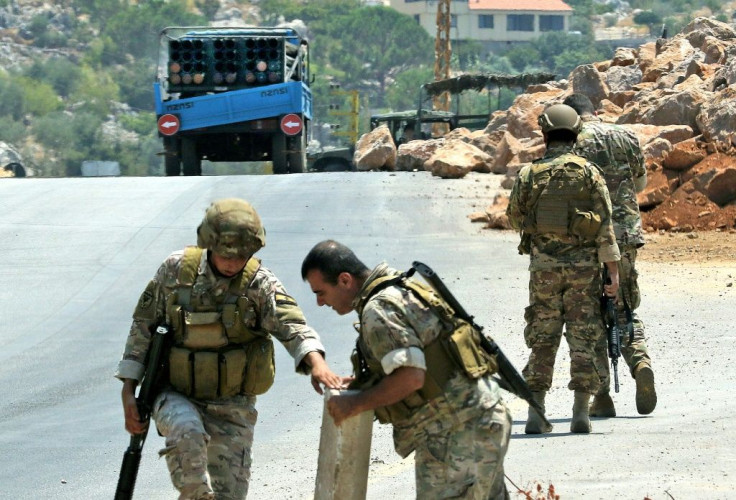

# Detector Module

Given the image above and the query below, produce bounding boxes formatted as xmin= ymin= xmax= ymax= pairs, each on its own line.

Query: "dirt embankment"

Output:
xmin=638 ymin=229 xmax=736 ymax=265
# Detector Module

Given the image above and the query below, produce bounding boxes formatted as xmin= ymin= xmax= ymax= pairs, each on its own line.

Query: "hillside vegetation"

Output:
xmin=0 ymin=0 xmax=729 ymax=176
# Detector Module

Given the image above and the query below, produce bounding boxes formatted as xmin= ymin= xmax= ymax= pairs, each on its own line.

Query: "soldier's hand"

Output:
xmin=327 ymin=394 xmax=359 ymax=426
xmin=305 ymin=352 xmax=343 ymax=394
xmin=310 ymin=365 xmax=343 ymax=394
xmin=604 ymin=273 xmax=620 ymax=298
xmin=122 ymin=379 xmax=148 ymax=435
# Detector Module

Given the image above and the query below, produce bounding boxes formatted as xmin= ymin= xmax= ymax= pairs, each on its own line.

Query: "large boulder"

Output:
xmin=626 ymin=123 xmax=694 ymax=148
xmin=395 ymin=138 xmax=444 ymax=171
xmin=617 ymin=88 xmax=709 ymax=134
xmin=641 ymin=37 xmax=697 ymax=83
xmin=354 ymin=125 xmax=396 ymax=171
xmin=505 ymin=89 xmax=565 ymax=140
xmin=696 ymin=87 xmax=736 ymax=148
xmin=570 ymin=64 xmax=610 ymax=107
xmin=663 ymin=137 xmax=707 ymax=171
xmin=606 ymin=64 xmax=643 ymax=92
xmin=681 ymin=17 xmax=736 ymax=49
xmin=426 ymin=140 xmax=492 ymax=179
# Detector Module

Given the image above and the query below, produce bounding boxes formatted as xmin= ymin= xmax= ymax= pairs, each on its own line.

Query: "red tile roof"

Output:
xmin=468 ymin=0 xmax=573 ymax=12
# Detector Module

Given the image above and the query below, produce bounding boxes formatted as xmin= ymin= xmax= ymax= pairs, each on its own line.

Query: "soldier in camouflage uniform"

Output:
xmin=301 ymin=240 xmax=512 ymax=500
xmin=564 ymin=93 xmax=657 ymax=416
xmin=507 ymin=104 xmax=621 ymax=434
xmin=116 ymin=198 xmax=341 ymax=499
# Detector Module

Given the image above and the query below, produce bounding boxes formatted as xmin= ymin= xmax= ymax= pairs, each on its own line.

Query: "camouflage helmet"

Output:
xmin=538 ymin=104 xmax=582 ymax=135
xmin=197 ymin=198 xmax=266 ymax=258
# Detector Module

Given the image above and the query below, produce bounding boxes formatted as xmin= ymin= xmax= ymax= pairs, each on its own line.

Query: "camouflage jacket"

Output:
xmin=573 ymin=116 xmax=646 ymax=247
xmin=115 ymin=248 xmax=325 ymax=383
xmin=507 ymin=144 xmax=620 ymax=270
xmin=351 ymin=263 xmax=502 ymax=457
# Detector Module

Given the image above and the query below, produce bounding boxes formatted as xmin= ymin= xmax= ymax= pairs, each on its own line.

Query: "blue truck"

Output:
xmin=154 ymin=26 xmax=312 ymax=175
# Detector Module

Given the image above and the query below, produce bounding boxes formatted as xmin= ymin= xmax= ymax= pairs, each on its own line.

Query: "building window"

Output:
xmin=414 ymin=14 xmax=420 ymax=23
xmin=479 ymin=14 xmax=494 ymax=29
xmin=507 ymin=14 xmax=534 ymax=32
xmin=450 ymin=14 xmax=457 ymax=28
xmin=540 ymin=15 xmax=564 ymax=31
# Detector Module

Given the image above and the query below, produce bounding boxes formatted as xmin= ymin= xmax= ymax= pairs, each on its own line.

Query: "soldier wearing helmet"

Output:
xmin=116 ymin=198 xmax=341 ymax=499
xmin=564 ymin=93 xmax=657 ymax=418
xmin=507 ymin=104 xmax=621 ymax=435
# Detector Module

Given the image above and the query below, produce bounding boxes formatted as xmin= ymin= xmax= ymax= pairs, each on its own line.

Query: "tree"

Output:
xmin=505 ymin=45 xmax=541 ymax=72
xmin=385 ymin=66 xmax=434 ymax=111
xmin=633 ymin=11 xmax=663 ymax=35
xmin=327 ymin=6 xmax=432 ymax=106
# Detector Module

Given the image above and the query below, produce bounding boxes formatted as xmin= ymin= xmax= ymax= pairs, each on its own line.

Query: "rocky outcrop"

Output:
xmin=473 ymin=17 xmax=736 ymax=232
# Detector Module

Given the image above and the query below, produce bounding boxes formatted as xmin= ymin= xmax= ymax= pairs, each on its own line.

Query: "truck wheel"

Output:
xmin=320 ymin=159 xmax=351 ymax=172
xmin=181 ymin=138 xmax=201 ymax=176
xmin=163 ymin=137 xmax=181 ymax=176
xmin=165 ymin=155 xmax=181 ymax=176
xmin=287 ymin=133 xmax=306 ymax=173
xmin=272 ymin=134 xmax=288 ymax=174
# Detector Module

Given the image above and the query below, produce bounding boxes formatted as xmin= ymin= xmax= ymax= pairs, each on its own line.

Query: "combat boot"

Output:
xmin=635 ymin=365 xmax=657 ymax=415
xmin=589 ymin=392 xmax=616 ymax=418
xmin=570 ymin=391 xmax=592 ymax=433
xmin=525 ymin=391 xmax=553 ymax=434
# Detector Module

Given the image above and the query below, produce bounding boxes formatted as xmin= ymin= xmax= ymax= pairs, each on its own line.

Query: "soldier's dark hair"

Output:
xmin=545 ymin=129 xmax=578 ymax=144
xmin=563 ymin=93 xmax=596 ymax=116
xmin=301 ymin=240 xmax=370 ymax=284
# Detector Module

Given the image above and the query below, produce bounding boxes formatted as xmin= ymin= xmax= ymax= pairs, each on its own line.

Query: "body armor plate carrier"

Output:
xmin=349 ymin=273 xmax=497 ymax=424
xmin=167 ymin=247 xmax=275 ymax=400
xmin=523 ymin=153 xmax=602 ymax=241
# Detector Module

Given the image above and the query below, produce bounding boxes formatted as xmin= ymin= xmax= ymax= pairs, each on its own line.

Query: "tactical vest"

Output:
xmin=523 ymin=153 xmax=601 ymax=242
xmin=349 ymin=273 xmax=497 ymax=424
xmin=166 ymin=247 xmax=275 ymax=400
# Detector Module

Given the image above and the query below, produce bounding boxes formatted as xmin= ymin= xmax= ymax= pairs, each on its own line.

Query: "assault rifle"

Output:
xmin=114 ymin=324 xmax=170 ymax=500
xmin=601 ymin=270 xmax=634 ymax=394
xmin=410 ymin=262 xmax=552 ymax=431
xmin=601 ymin=289 xmax=622 ymax=393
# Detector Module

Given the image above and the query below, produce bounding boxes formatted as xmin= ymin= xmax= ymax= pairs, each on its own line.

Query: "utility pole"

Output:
xmin=433 ymin=0 xmax=452 ymax=134
xmin=328 ymin=84 xmax=360 ymax=146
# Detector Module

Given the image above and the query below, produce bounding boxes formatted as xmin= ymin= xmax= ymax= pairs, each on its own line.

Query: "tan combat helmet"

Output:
xmin=197 ymin=198 xmax=266 ymax=258
xmin=538 ymin=103 xmax=582 ymax=135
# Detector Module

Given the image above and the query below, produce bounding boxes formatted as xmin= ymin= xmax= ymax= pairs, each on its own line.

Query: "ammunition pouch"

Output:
xmin=445 ymin=321 xmax=497 ymax=379
xmin=168 ymin=336 xmax=275 ymax=400
xmin=569 ymin=210 xmax=601 ymax=240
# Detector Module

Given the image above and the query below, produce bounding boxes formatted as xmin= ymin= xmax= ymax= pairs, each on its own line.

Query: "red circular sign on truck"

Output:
xmin=280 ymin=114 xmax=303 ymax=136
xmin=158 ymin=114 xmax=180 ymax=136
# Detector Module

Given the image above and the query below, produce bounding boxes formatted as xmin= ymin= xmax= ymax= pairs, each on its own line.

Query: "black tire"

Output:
xmin=320 ymin=159 xmax=352 ymax=172
xmin=287 ymin=132 xmax=306 ymax=173
xmin=181 ymin=138 xmax=201 ymax=176
xmin=272 ymin=134 xmax=288 ymax=174
xmin=163 ymin=137 xmax=181 ymax=176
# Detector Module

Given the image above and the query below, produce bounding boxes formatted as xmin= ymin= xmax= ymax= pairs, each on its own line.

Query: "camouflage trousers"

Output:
xmin=594 ymin=246 xmax=652 ymax=395
xmin=522 ymin=265 xmax=603 ymax=393
xmin=415 ymin=402 xmax=512 ymax=499
xmin=152 ymin=390 xmax=258 ymax=500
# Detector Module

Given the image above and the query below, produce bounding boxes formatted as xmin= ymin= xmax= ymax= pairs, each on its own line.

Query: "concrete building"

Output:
xmin=389 ymin=0 xmax=574 ymax=51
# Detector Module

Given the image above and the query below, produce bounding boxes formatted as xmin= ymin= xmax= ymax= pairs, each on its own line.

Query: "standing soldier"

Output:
xmin=301 ymin=240 xmax=512 ymax=499
xmin=507 ymin=104 xmax=620 ymax=434
xmin=115 ymin=198 xmax=341 ymax=499
xmin=564 ymin=93 xmax=657 ymax=416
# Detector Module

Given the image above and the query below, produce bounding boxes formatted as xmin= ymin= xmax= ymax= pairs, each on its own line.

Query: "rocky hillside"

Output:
xmin=358 ymin=17 xmax=736 ymax=233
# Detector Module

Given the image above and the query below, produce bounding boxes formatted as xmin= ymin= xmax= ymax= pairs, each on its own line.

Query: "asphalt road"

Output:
xmin=0 ymin=172 xmax=733 ymax=500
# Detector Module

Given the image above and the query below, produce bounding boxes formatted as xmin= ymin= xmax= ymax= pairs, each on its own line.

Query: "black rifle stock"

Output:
xmin=114 ymin=324 xmax=170 ymax=500
xmin=410 ymin=261 xmax=552 ymax=431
